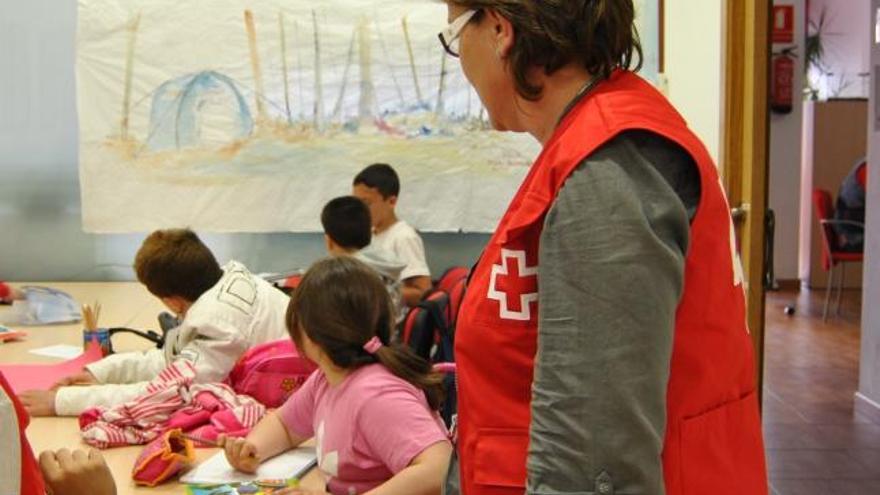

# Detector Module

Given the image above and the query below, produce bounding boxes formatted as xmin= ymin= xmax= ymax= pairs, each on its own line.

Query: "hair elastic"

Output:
xmin=363 ymin=336 xmax=383 ymax=354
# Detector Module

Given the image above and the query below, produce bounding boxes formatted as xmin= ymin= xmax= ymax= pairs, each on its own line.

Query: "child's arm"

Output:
xmin=52 ymin=381 xmax=152 ymax=416
xmin=166 ymin=316 xmax=251 ymax=384
xmin=84 ymin=349 xmax=166 ymax=384
xmin=220 ymin=411 xmax=308 ymax=473
xmin=401 ymin=276 xmax=432 ymax=306
xmin=224 ymin=370 xmax=320 ymax=474
xmin=20 ymin=380 xmax=153 ymax=417
xmin=39 ymin=349 xmax=167 ymax=416
xmin=364 ymin=441 xmax=452 ymax=495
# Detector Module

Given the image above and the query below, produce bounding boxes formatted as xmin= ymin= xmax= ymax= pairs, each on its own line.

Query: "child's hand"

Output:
xmin=39 ymin=448 xmax=116 ymax=495
xmin=51 ymin=370 xmax=98 ymax=390
xmin=218 ymin=434 xmax=260 ymax=474
xmin=18 ymin=389 xmax=57 ymax=416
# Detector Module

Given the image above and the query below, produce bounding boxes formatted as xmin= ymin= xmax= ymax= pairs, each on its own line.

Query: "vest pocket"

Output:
xmin=680 ymin=390 xmax=768 ymax=495
xmin=473 ymin=428 xmax=529 ymax=488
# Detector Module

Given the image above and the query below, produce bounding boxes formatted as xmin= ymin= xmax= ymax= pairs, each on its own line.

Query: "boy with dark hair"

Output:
xmin=352 ymin=164 xmax=432 ymax=306
xmin=321 ymin=196 xmax=406 ymax=323
xmin=19 ymin=229 xmax=290 ymax=417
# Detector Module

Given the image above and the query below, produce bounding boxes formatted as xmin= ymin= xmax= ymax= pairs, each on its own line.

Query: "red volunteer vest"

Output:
xmin=0 ymin=372 xmax=46 ymax=495
xmin=454 ymin=71 xmax=768 ymax=495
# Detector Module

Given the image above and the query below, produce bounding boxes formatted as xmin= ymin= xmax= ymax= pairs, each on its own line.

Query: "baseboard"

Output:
xmin=774 ymin=279 xmax=801 ymax=291
xmin=855 ymin=392 xmax=880 ymax=424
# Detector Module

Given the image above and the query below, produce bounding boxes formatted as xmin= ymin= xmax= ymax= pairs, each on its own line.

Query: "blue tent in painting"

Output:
xmin=146 ymin=71 xmax=254 ymax=151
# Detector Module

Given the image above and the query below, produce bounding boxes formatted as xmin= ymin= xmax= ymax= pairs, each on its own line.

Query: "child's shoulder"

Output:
xmin=346 ymin=364 xmax=421 ymax=399
xmin=383 ymin=221 xmax=422 ymax=245
xmin=392 ymin=220 xmax=419 ymax=236
xmin=183 ymin=262 xmax=271 ymax=327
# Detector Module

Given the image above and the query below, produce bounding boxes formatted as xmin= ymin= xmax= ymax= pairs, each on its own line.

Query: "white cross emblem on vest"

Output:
xmin=487 ymin=249 xmax=539 ymax=321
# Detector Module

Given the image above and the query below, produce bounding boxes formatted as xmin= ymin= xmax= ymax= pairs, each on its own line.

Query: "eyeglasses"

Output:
xmin=438 ymin=9 xmax=479 ymax=58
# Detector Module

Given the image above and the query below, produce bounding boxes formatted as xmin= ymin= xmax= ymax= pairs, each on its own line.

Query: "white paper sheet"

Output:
xmin=29 ymin=345 xmax=85 ymax=360
xmin=180 ymin=447 xmax=317 ymax=485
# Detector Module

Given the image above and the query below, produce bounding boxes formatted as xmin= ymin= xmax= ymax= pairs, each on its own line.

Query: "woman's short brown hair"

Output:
xmin=134 ymin=229 xmax=223 ymax=302
xmin=450 ymin=0 xmax=642 ymax=100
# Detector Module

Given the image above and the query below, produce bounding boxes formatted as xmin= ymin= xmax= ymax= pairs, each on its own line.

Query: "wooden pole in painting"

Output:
xmin=375 ymin=19 xmax=406 ymax=108
xmin=401 ymin=16 xmax=424 ymax=106
xmin=279 ymin=12 xmax=293 ymax=125
xmin=358 ymin=17 xmax=376 ymax=123
xmin=313 ymin=10 xmax=324 ymax=131
xmin=120 ymin=13 xmax=141 ymax=141
xmin=294 ymin=21 xmax=305 ymax=119
xmin=244 ymin=10 xmax=267 ymax=123
xmin=436 ymin=51 xmax=448 ymax=115
xmin=332 ymin=28 xmax=357 ymax=121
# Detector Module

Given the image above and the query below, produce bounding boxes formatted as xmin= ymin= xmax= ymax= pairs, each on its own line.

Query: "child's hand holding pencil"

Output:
xmin=217 ymin=434 xmax=261 ymax=474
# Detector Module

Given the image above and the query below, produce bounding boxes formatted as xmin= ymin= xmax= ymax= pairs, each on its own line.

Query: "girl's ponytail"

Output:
xmin=366 ymin=337 xmax=445 ymax=410
xmin=288 ymin=256 xmax=446 ymax=410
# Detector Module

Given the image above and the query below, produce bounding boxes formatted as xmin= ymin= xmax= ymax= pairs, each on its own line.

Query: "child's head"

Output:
xmin=134 ymin=229 xmax=223 ymax=315
xmin=352 ymin=163 xmax=400 ymax=229
xmin=286 ymin=256 xmax=444 ymax=409
xmin=321 ymin=196 xmax=372 ymax=255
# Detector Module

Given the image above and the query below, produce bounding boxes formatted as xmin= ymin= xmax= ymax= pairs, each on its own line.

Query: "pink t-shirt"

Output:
xmin=279 ymin=364 xmax=449 ymax=495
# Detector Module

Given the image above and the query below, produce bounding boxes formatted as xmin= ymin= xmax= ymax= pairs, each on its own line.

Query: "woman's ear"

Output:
xmin=484 ymin=9 xmax=515 ymax=59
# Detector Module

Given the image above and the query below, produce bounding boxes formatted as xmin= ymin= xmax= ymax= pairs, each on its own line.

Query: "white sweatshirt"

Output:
xmin=54 ymin=261 xmax=290 ymax=416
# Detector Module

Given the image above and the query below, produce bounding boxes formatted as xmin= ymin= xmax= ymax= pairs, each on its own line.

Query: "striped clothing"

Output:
xmin=80 ymin=360 xmax=266 ymax=449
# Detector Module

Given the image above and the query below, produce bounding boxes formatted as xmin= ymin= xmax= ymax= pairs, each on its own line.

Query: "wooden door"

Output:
xmin=721 ymin=0 xmax=772 ymax=394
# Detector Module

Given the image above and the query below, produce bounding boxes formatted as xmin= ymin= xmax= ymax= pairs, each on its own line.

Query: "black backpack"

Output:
xmin=401 ymin=291 xmax=457 ymax=428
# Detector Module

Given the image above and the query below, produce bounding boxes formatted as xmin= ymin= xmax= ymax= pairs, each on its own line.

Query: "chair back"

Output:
xmin=812 ymin=188 xmax=836 ymax=270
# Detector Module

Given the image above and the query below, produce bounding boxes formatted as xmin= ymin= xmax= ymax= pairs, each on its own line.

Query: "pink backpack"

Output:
xmin=225 ymin=339 xmax=316 ymax=408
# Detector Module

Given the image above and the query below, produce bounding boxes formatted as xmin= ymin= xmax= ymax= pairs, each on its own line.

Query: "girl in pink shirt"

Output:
xmin=221 ymin=256 xmax=451 ymax=495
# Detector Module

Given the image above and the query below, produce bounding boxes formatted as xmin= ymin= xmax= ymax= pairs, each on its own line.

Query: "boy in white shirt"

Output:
xmin=18 ymin=229 xmax=290 ymax=417
xmin=321 ymin=196 xmax=407 ymax=323
xmin=352 ymin=163 xmax=432 ymax=306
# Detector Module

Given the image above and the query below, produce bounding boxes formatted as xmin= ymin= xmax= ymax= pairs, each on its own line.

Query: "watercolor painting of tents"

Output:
xmin=77 ymin=0 xmax=659 ymax=233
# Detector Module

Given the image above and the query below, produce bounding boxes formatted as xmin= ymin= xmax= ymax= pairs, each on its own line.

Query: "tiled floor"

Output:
xmin=764 ymin=288 xmax=880 ymax=495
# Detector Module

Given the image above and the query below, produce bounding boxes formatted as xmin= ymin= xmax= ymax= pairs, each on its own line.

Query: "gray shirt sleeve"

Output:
xmin=527 ymin=132 xmax=692 ymax=494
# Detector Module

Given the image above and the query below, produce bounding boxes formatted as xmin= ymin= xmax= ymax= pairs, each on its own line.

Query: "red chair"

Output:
xmin=812 ymin=189 xmax=864 ymax=321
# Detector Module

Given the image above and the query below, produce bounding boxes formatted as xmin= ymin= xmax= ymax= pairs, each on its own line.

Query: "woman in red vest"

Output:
xmin=438 ymin=1 xmax=768 ymax=494
xmin=1 ymin=371 xmax=116 ymax=495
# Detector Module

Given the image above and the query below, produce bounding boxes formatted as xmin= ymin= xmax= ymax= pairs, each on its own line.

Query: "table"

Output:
xmin=0 ymin=282 xmax=324 ymax=494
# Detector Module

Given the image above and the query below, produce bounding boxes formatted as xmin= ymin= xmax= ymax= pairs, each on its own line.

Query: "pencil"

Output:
xmin=180 ymin=433 xmax=219 ymax=447
xmin=180 ymin=434 xmax=257 ymax=458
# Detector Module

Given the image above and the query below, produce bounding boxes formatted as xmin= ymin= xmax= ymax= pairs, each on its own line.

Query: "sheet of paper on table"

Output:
xmin=29 ymin=344 xmax=84 ymax=359
xmin=180 ymin=447 xmax=317 ymax=485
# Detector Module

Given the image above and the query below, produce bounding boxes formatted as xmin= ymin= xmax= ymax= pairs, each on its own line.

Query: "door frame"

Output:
xmin=721 ymin=0 xmax=772 ymax=395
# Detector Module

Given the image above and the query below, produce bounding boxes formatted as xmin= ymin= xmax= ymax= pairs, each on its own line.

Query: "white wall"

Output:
xmin=859 ymin=0 xmax=880 ymax=421
xmin=769 ymin=0 xmax=806 ymax=281
xmin=663 ymin=0 xmax=724 ymax=163
xmin=809 ymin=0 xmax=871 ymax=98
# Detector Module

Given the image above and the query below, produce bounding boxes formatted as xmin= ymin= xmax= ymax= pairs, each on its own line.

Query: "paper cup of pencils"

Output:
xmin=82 ymin=302 xmax=110 ymax=356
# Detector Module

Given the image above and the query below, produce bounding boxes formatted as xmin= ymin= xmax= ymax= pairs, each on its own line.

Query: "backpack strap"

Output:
xmin=106 ymin=327 xmax=166 ymax=354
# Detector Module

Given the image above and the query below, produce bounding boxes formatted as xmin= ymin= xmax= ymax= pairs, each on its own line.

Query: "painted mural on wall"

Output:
xmin=78 ymin=0 xmax=660 ymax=232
